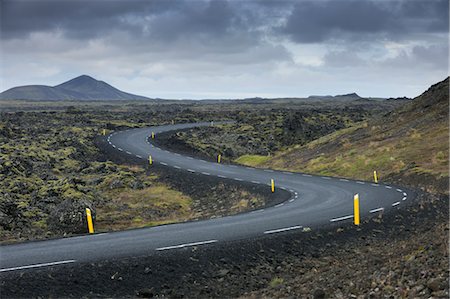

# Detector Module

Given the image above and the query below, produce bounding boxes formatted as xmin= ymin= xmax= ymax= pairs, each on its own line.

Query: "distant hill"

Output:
xmin=0 ymin=75 xmax=152 ymax=101
xmin=308 ymin=92 xmax=362 ymax=100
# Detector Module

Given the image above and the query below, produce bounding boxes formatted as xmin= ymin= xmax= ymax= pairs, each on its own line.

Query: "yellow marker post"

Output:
xmin=373 ymin=170 xmax=378 ymax=183
xmin=271 ymin=179 xmax=275 ymax=193
xmin=354 ymin=194 xmax=360 ymax=225
xmin=217 ymin=154 xmax=221 ymax=163
xmin=148 ymin=155 xmax=153 ymax=165
xmin=85 ymin=208 xmax=94 ymax=234
xmin=102 ymin=129 xmax=106 ymax=136
xmin=151 ymin=132 xmax=155 ymax=139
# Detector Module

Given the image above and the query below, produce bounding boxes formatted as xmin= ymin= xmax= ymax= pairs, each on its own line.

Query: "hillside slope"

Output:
xmin=0 ymin=75 xmax=151 ymax=101
xmin=240 ymin=78 xmax=449 ymax=194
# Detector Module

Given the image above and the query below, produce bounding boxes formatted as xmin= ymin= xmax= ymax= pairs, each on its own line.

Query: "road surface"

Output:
xmin=0 ymin=122 xmax=414 ymax=273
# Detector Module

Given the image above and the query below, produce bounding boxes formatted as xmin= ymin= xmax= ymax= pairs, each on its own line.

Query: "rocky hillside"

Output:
xmin=0 ymin=75 xmax=151 ymax=101
xmin=244 ymin=77 xmax=449 ymax=194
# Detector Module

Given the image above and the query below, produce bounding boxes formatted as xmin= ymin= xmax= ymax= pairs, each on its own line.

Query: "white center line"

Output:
xmin=302 ymin=174 xmax=312 ymax=177
xmin=330 ymin=215 xmax=354 ymax=222
xmin=392 ymin=201 xmax=400 ymax=206
xmin=356 ymin=181 xmax=365 ymax=185
xmin=112 ymin=145 xmax=116 ymax=148
xmin=289 ymin=198 xmax=295 ymax=202
xmin=251 ymin=181 xmax=260 ymax=184
xmin=218 ymin=175 xmax=227 ymax=178
xmin=118 ymin=148 xmax=123 ymax=151
xmin=0 ymin=260 xmax=76 ymax=273
xmin=264 ymin=225 xmax=302 ymax=234
xmin=135 ymin=155 xmax=142 ymax=159
xmin=126 ymin=151 xmax=132 ymax=155
xmin=339 ymin=178 xmax=349 ymax=182
xmin=370 ymin=207 xmax=384 ymax=213
xmin=322 ymin=176 xmax=331 ymax=180
xmin=234 ymin=178 xmax=243 ymax=181
xmin=283 ymin=171 xmax=293 ymax=175
xmin=396 ymin=188 xmax=403 ymax=192
xmin=202 ymin=172 xmax=211 ymax=176
xmin=156 ymin=240 xmax=218 ymax=251
xmin=371 ymin=183 xmax=379 ymax=187
xmin=187 ymin=157 xmax=194 ymax=160
xmin=173 ymin=166 xmax=181 ymax=169
xmin=274 ymin=203 xmax=284 ymax=208
xmin=402 ymin=192 xmax=407 ymax=196
xmin=160 ymin=162 xmax=168 ymax=166
xmin=250 ymin=209 xmax=264 ymax=214
xmin=385 ymin=186 xmax=392 ymax=189
xmin=402 ymin=197 xmax=407 ymax=201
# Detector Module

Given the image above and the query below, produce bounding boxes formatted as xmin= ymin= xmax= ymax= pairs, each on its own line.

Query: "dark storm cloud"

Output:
xmin=280 ymin=0 xmax=448 ymax=43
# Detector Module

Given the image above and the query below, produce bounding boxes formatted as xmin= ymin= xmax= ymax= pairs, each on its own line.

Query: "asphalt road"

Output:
xmin=0 ymin=122 xmax=414 ymax=273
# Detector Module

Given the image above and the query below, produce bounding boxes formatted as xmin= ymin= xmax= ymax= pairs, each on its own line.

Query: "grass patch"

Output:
xmin=235 ymin=154 xmax=271 ymax=167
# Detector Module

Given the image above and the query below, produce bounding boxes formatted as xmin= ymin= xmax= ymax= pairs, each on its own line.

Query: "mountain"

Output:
xmin=236 ymin=77 xmax=449 ymax=194
xmin=0 ymin=75 xmax=151 ymax=101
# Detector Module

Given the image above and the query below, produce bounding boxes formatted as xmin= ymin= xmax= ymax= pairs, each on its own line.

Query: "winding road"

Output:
xmin=0 ymin=122 xmax=414 ymax=273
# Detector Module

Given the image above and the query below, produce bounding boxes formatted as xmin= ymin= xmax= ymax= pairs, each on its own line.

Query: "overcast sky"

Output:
xmin=1 ymin=0 xmax=448 ymax=99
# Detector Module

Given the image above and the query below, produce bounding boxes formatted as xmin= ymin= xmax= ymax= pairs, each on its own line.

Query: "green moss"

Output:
xmin=235 ymin=154 xmax=271 ymax=166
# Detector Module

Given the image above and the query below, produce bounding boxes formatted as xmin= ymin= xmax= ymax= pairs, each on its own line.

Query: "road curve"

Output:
xmin=0 ymin=122 xmax=415 ymax=273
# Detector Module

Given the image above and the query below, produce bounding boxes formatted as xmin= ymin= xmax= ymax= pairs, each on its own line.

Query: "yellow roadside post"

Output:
xmin=271 ymin=179 xmax=275 ymax=193
xmin=217 ymin=154 xmax=221 ymax=163
xmin=102 ymin=129 xmax=106 ymax=136
xmin=148 ymin=155 xmax=153 ymax=165
xmin=354 ymin=194 xmax=360 ymax=225
xmin=85 ymin=208 xmax=94 ymax=234
xmin=373 ymin=170 xmax=378 ymax=183
xmin=151 ymin=132 xmax=155 ymax=139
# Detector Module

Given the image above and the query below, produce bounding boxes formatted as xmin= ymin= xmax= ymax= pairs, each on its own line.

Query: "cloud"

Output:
xmin=280 ymin=0 xmax=448 ymax=43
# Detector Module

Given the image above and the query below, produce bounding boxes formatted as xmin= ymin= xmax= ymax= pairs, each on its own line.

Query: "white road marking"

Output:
xmin=370 ymin=207 xmax=384 ymax=213
xmin=339 ymin=179 xmax=349 ymax=182
xmin=246 ymin=167 xmax=253 ymax=170
xmin=135 ymin=155 xmax=142 ymax=159
xmin=264 ymin=225 xmax=302 ymax=234
xmin=385 ymin=186 xmax=392 ymax=189
xmin=283 ymin=171 xmax=293 ymax=175
xmin=330 ymin=215 xmax=354 ymax=222
xmin=230 ymin=165 xmax=238 ymax=168
xmin=392 ymin=201 xmax=400 ymax=206
xmin=156 ymin=240 xmax=218 ymax=251
xmin=118 ymin=148 xmax=123 ymax=151
xmin=0 ymin=260 xmax=76 ymax=273
xmin=302 ymin=174 xmax=312 ymax=177
xmin=321 ymin=176 xmax=331 ymax=180
xmin=402 ymin=197 xmax=407 ymax=201
xmin=126 ymin=151 xmax=132 ymax=155
xmin=218 ymin=175 xmax=227 ymax=178
xmin=396 ymin=188 xmax=403 ymax=192
xmin=264 ymin=169 xmax=274 ymax=173
xmin=250 ymin=209 xmax=264 ymax=214
xmin=356 ymin=181 xmax=365 ymax=185
xmin=160 ymin=162 xmax=168 ymax=166
xmin=112 ymin=145 xmax=116 ymax=148
xmin=187 ymin=169 xmax=196 ymax=173
xmin=251 ymin=181 xmax=260 ymax=184
xmin=289 ymin=189 xmax=295 ymax=193
xmin=201 ymin=172 xmax=211 ymax=176
xmin=234 ymin=178 xmax=243 ymax=181
xmin=187 ymin=157 xmax=194 ymax=160
xmin=174 ymin=153 xmax=181 ymax=156
xmin=174 ymin=166 xmax=181 ymax=169
xmin=403 ymin=192 xmax=407 ymax=196
xmin=289 ymin=198 xmax=295 ymax=202
xmin=371 ymin=183 xmax=379 ymax=187
xmin=274 ymin=203 xmax=284 ymax=208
